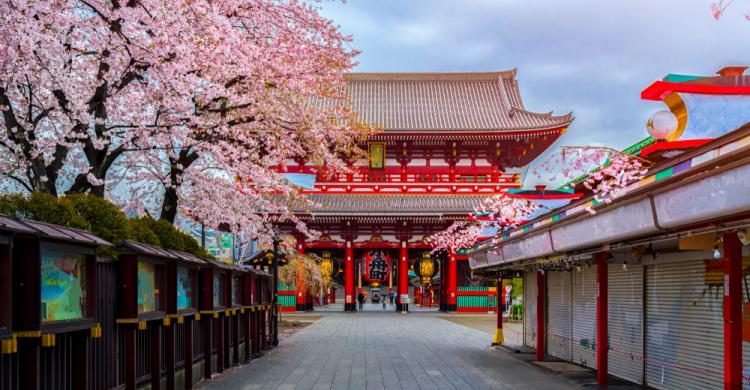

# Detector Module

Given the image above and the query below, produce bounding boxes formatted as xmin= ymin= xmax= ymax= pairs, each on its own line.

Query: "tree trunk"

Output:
xmin=160 ymin=186 xmax=179 ymax=224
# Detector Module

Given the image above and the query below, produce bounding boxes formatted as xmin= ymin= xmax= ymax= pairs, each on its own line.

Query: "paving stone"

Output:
xmin=197 ymin=313 xmax=583 ymax=390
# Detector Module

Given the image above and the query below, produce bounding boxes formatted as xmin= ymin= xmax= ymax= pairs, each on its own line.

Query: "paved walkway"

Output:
xmin=198 ymin=313 xmax=582 ymax=390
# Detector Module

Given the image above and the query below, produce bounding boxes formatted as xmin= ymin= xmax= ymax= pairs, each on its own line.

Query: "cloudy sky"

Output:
xmin=319 ymin=0 xmax=750 ymax=155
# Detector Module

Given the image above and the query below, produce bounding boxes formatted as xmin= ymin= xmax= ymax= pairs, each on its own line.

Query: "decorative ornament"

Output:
xmin=413 ymin=252 xmax=439 ymax=283
xmin=320 ymin=250 xmax=340 ymax=277
xmin=646 ymin=110 xmax=678 ymax=141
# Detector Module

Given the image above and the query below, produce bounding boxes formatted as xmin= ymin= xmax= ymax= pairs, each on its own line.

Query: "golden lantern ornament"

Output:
xmin=320 ymin=251 xmax=340 ymax=278
xmin=414 ymin=251 xmax=439 ymax=283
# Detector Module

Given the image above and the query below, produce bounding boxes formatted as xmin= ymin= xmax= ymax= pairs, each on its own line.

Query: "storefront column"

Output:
xmin=596 ymin=252 xmax=609 ymax=386
xmin=492 ymin=278 xmax=504 ymax=346
xmin=296 ymin=241 xmax=305 ymax=312
xmin=447 ymin=250 xmax=457 ymax=311
xmin=723 ymin=232 xmax=742 ymax=390
xmin=536 ymin=270 xmax=546 ymax=362
xmin=344 ymin=241 xmax=355 ymax=312
xmin=399 ymin=242 xmax=409 ymax=312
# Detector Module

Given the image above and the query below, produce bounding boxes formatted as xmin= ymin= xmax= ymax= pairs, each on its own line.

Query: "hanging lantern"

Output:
xmin=320 ymin=250 xmax=340 ymax=278
xmin=362 ymin=249 xmax=391 ymax=287
xmin=414 ymin=251 xmax=439 ymax=283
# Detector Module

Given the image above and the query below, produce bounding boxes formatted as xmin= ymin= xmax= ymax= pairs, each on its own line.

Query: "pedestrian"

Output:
xmin=357 ymin=292 xmax=365 ymax=311
xmin=389 ymin=291 xmax=395 ymax=306
xmin=382 ymin=297 xmax=387 ymax=310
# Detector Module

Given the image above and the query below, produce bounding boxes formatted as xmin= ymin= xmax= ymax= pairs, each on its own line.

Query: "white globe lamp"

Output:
xmin=646 ymin=110 xmax=678 ymax=141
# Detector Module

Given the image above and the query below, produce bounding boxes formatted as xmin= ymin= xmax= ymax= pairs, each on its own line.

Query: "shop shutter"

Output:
xmin=608 ymin=263 xmax=644 ymax=384
xmin=571 ymin=264 xmax=597 ymax=369
xmin=547 ymin=270 xmax=572 ymax=361
xmin=524 ymin=271 xmax=537 ymax=348
xmin=645 ymin=260 xmax=723 ymax=390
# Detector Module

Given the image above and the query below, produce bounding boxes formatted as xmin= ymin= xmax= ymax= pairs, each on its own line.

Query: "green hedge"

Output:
xmin=0 ymin=192 xmax=212 ymax=260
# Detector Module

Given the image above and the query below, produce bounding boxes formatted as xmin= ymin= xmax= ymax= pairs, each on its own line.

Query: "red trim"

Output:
xmin=507 ymin=193 xmax=583 ymax=200
xmin=724 ymin=233 xmax=742 ymax=389
xmin=455 ymin=254 xmax=468 ymax=260
xmin=456 ymin=307 xmax=494 ymax=313
xmin=407 ymin=242 xmax=433 ymax=249
xmin=456 ymin=291 xmax=495 ymax=296
xmin=641 ymin=80 xmax=750 ymax=101
xmin=596 ymin=253 xmax=608 ymax=386
xmin=353 ymin=241 xmax=400 ymax=249
xmin=277 ymin=290 xmax=296 ymax=296
xmin=304 ymin=241 xmax=346 ymax=249
xmin=279 ymin=307 xmax=296 ymax=313
xmin=639 ymin=139 xmax=713 ymax=157
xmin=373 ymin=128 xmax=566 ymax=138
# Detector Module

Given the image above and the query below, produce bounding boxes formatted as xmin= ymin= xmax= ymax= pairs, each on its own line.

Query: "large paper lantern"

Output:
xmin=362 ymin=249 xmax=391 ymax=287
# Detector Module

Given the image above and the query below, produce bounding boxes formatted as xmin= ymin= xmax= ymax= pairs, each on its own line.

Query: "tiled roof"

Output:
xmin=297 ymin=194 xmax=485 ymax=215
xmin=342 ymin=71 xmax=572 ymax=132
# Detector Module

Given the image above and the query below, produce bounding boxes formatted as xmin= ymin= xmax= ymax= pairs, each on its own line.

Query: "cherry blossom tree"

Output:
xmin=429 ymin=195 xmax=538 ymax=252
xmin=533 ymin=146 xmax=650 ymax=214
xmin=709 ymin=1 xmax=750 ymax=20
xmin=1 ymin=0 xmax=372 ymax=242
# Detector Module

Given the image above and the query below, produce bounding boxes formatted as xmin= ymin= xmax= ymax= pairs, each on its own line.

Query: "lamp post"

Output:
xmin=271 ymin=237 xmax=280 ymax=347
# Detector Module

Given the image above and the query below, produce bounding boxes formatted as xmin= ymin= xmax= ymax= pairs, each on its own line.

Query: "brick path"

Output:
xmin=198 ymin=313 xmax=581 ymax=390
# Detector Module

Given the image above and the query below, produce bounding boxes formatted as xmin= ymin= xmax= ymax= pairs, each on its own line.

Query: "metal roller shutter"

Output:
xmin=524 ymin=271 xmax=537 ymax=348
xmin=547 ymin=271 xmax=572 ymax=361
xmin=743 ymin=257 xmax=750 ymax=390
xmin=608 ymin=263 xmax=644 ymax=384
xmin=571 ymin=264 xmax=597 ymax=369
xmin=645 ymin=260 xmax=723 ymax=390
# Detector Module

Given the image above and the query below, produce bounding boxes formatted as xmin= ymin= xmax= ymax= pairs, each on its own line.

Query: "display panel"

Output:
xmin=177 ymin=266 xmax=193 ymax=309
xmin=232 ymin=276 xmax=241 ymax=304
xmin=41 ymin=251 xmax=86 ymax=321
xmin=138 ymin=262 xmax=158 ymax=313
xmin=213 ymin=273 xmax=223 ymax=307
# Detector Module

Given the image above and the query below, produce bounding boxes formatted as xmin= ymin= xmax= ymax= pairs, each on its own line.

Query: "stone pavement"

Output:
xmin=197 ymin=312 xmax=582 ymax=390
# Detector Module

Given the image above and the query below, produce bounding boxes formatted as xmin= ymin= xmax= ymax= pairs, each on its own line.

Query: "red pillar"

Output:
xmin=536 ymin=270 xmax=546 ymax=362
xmin=447 ymin=250 xmax=457 ymax=311
xmin=345 ymin=241 xmax=355 ymax=312
xmin=492 ymin=278 xmax=503 ymax=345
xmin=724 ymin=232 xmax=742 ymax=390
xmin=596 ymin=253 xmax=609 ymax=386
xmin=330 ymin=287 xmax=336 ymax=304
xmin=296 ymin=242 xmax=305 ymax=312
xmin=399 ymin=242 xmax=409 ymax=312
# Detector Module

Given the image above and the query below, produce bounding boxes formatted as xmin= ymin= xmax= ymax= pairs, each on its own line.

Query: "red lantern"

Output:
xmin=361 ymin=249 xmax=391 ymax=287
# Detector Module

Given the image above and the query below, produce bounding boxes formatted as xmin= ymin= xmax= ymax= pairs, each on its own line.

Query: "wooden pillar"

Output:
xmin=216 ymin=314 xmax=224 ymax=373
xmin=536 ymin=270 xmax=546 ymax=362
xmin=232 ymin=311 xmax=239 ymax=365
xmin=184 ymin=317 xmax=193 ymax=390
xmin=596 ymin=253 xmax=609 ymax=386
xmin=724 ymin=232 xmax=742 ymax=390
xmin=345 ymin=241 xmax=355 ymax=312
xmin=260 ymin=309 xmax=268 ymax=350
xmin=199 ymin=268 xmax=213 ymax=380
xmin=251 ymin=311 xmax=259 ymax=357
xmin=71 ymin=332 xmax=89 ymax=390
xmin=447 ymin=250 xmax=457 ymax=311
xmin=18 ymin=339 xmax=40 ymax=390
xmin=151 ymin=322 xmax=162 ymax=390
xmin=165 ymin=321 xmax=175 ymax=390
xmin=492 ymin=278 xmax=503 ymax=346
xmin=243 ymin=309 xmax=251 ymax=363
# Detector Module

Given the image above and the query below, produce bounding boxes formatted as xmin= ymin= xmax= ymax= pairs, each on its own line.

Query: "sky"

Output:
xmin=319 ymin=0 xmax=750 ymax=184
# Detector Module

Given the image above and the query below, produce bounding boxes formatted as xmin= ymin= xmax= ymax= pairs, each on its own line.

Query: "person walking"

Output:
xmin=389 ymin=290 xmax=395 ymax=306
xmin=382 ymin=297 xmax=387 ymax=310
xmin=357 ymin=292 xmax=365 ymax=311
